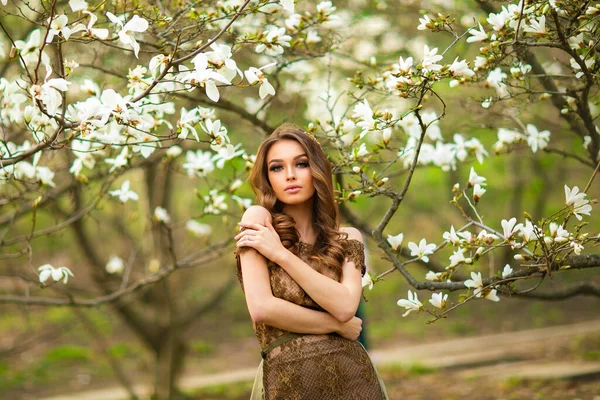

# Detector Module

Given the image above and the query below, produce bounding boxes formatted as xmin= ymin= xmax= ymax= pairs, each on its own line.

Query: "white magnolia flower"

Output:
xmin=30 ymin=64 xmax=71 ymax=116
xmin=182 ymin=150 xmax=215 ymax=177
xmin=487 ymin=68 xmax=508 ymax=97
xmin=316 ymin=1 xmax=336 ymax=14
xmin=245 ymin=64 xmax=276 ymax=99
xmin=212 ymin=143 xmax=244 ymax=169
xmin=425 ymin=271 xmax=442 ymax=281
xmin=464 ymin=271 xmax=483 ymax=292
xmin=421 ymin=45 xmax=443 ymax=71
xmin=106 ymin=256 xmax=125 ymax=274
xmin=523 ymin=15 xmax=546 ymax=34
xmin=362 ymin=272 xmax=374 ymax=290
xmin=449 ymin=248 xmax=468 ymax=267
xmin=569 ymin=57 xmax=595 ymax=79
xmin=305 ymin=30 xmax=322 ymax=44
xmin=473 ymin=184 xmax=486 ymax=203
xmin=442 ymin=226 xmax=460 ymax=245
xmin=185 ymin=220 xmax=213 ymax=237
xmin=396 ymin=56 xmax=413 ymax=74
xmin=178 ymin=107 xmax=200 ymax=141
xmin=280 ymin=0 xmax=294 ymax=13
xmin=352 ymin=99 xmax=377 ymax=138
xmin=106 ymin=12 xmax=149 ymax=58
xmin=154 ymin=206 xmax=171 ymax=223
xmin=38 ymin=264 xmax=74 ymax=284
xmin=526 ymin=124 xmax=550 ymax=153
xmin=397 ymin=290 xmax=423 ymax=317
xmin=501 ymin=217 xmax=523 ymax=240
xmin=109 ymin=180 xmax=139 ymax=203
xmin=166 ymin=145 xmax=182 ymax=158
xmin=564 ymin=185 xmax=592 ymax=220
xmin=69 ymin=0 xmax=88 ymax=11
xmin=387 ymin=233 xmax=404 ymax=251
xmin=501 ymin=264 xmax=513 ymax=278
xmin=408 ymin=238 xmax=436 ymax=263
xmin=487 ymin=9 xmax=510 ymax=31
xmin=285 ymin=13 xmax=302 ymax=30
xmin=417 ymin=15 xmax=432 ymax=31
xmin=477 ymin=229 xmax=498 ymax=243
xmin=46 ymin=15 xmax=72 ymax=43
xmin=457 ymin=231 xmax=474 ymax=243
xmin=449 ymin=57 xmax=474 ymax=77
xmin=205 ymin=42 xmax=243 ymax=82
xmin=429 ymin=292 xmax=448 ymax=309
xmin=570 ymin=241 xmax=583 ymax=255
xmin=519 ymin=220 xmax=539 ymax=242
xmin=202 ymin=118 xmax=230 ymax=150
xmin=468 ymin=167 xmax=486 ymax=187
xmin=184 ymin=53 xmax=232 ymax=102
xmin=231 ymin=195 xmax=252 ymax=210
xmin=204 ymin=189 xmax=228 ymax=214
xmin=467 ymin=23 xmax=488 ymax=43
xmin=586 ymin=4 xmax=600 ymax=14
xmin=484 ymin=289 xmax=500 ymax=302
xmin=105 ymin=146 xmax=129 ymax=172
xmin=256 ymin=26 xmax=292 ymax=56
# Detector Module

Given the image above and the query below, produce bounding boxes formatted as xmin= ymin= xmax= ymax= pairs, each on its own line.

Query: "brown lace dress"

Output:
xmin=235 ymin=238 xmax=387 ymax=400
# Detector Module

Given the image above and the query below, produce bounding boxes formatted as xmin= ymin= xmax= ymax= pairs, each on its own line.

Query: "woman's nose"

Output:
xmin=286 ymin=166 xmax=296 ymax=180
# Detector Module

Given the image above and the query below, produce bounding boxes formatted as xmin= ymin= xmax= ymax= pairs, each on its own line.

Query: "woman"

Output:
xmin=234 ymin=123 xmax=388 ymax=399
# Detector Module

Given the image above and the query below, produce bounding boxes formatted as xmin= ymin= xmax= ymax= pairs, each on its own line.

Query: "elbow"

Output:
xmin=248 ymin=300 xmax=272 ymax=324
xmin=333 ymin=309 xmax=356 ymax=323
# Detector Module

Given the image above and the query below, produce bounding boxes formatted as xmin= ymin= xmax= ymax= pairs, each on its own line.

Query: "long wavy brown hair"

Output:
xmin=249 ymin=123 xmax=348 ymax=273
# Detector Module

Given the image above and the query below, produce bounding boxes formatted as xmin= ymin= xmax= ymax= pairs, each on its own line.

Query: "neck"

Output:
xmin=282 ymin=199 xmax=316 ymax=244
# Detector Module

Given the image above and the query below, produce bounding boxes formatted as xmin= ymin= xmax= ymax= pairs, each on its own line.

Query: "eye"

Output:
xmin=297 ymin=161 xmax=309 ymax=168
xmin=269 ymin=165 xmax=282 ymax=172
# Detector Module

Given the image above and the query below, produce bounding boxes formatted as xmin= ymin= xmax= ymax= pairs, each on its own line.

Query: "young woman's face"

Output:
xmin=266 ymin=139 xmax=315 ymax=206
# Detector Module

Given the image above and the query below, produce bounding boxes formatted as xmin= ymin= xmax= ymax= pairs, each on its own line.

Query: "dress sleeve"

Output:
xmin=345 ymin=239 xmax=366 ymax=277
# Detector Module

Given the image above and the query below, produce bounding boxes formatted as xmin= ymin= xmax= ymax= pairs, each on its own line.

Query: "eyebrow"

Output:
xmin=268 ymin=154 xmax=308 ymax=164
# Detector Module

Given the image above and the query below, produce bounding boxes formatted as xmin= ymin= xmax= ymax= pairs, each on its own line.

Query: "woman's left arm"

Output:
xmin=236 ymin=223 xmax=363 ymax=323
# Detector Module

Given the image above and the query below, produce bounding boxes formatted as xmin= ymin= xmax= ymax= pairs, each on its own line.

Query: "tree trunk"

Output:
xmin=154 ymin=326 xmax=187 ymax=400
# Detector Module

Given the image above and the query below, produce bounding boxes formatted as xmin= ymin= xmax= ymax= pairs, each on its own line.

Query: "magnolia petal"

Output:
xmin=205 ymin=80 xmax=219 ymax=102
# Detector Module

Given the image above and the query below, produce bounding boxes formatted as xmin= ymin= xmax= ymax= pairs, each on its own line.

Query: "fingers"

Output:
xmin=238 ymin=222 xmax=266 ymax=231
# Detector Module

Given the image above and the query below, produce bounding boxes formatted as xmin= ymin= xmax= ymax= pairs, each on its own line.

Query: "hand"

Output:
xmin=336 ymin=316 xmax=362 ymax=341
xmin=235 ymin=220 xmax=288 ymax=264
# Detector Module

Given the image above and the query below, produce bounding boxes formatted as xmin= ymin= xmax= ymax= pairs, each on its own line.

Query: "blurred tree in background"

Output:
xmin=0 ymin=0 xmax=598 ymax=398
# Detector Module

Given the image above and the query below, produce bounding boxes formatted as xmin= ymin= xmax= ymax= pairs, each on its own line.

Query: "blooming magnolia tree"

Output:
xmin=0 ymin=0 xmax=599 ymax=396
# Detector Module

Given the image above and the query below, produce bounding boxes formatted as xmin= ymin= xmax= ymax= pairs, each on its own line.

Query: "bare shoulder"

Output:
xmin=339 ymin=226 xmax=363 ymax=243
xmin=241 ymin=205 xmax=272 ymax=225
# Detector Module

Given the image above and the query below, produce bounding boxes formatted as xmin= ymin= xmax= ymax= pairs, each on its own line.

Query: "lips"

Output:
xmin=285 ymin=185 xmax=301 ymax=192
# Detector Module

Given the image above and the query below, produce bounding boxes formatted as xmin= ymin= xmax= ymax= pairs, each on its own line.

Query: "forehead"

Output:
xmin=266 ymin=139 xmax=306 ymax=161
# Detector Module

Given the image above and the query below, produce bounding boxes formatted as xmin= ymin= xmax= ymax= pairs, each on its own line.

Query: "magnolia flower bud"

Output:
xmin=514 ymin=254 xmax=524 ymax=261
xmin=382 ymin=129 xmax=392 ymax=145
xmin=348 ymin=190 xmax=361 ymax=200
xmin=544 ymin=236 xmax=553 ymax=245
xmin=229 ymin=179 xmax=243 ymax=192
xmin=23 ymin=105 xmax=35 ymax=124
xmin=352 ymin=166 xmax=361 ymax=173
xmin=377 ymin=177 xmax=389 ymax=187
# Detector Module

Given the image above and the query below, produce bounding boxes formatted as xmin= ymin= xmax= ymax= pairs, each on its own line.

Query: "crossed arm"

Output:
xmin=236 ymin=206 xmax=364 ymax=333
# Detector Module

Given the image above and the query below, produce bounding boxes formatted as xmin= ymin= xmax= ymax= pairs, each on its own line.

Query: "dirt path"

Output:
xmin=40 ymin=320 xmax=600 ymax=400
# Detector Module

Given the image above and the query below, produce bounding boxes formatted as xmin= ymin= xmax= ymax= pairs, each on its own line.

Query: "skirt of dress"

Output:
xmin=250 ymin=334 xmax=388 ymax=400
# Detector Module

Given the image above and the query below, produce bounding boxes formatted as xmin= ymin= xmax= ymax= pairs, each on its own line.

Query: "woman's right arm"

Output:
xmin=237 ymin=206 xmax=361 ymax=339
